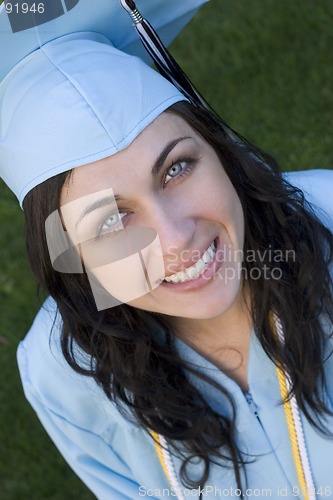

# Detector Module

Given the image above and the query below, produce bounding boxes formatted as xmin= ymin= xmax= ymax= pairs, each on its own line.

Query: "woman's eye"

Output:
xmin=99 ymin=212 xmax=126 ymax=235
xmin=164 ymin=161 xmax=192 ymax=186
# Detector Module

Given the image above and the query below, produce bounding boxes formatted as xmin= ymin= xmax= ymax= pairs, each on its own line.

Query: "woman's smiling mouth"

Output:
xmin=161 ymin=238 xmax=222 ymax=290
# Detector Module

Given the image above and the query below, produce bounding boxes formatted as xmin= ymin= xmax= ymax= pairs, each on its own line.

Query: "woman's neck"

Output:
xmin=170 ymin=285 xmax=253 ymax=391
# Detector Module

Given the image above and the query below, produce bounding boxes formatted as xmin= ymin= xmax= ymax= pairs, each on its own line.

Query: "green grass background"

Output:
xmin=0 ymin=0 xmax=332 ymax=498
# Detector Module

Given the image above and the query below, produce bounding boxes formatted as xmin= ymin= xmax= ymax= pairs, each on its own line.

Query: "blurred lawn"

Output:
xmin=0 ymin=0 xmax=332 ymax=498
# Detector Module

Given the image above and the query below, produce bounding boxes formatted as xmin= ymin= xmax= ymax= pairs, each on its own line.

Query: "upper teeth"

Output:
xmin=164 ymin=241 xmax=216 ymax=283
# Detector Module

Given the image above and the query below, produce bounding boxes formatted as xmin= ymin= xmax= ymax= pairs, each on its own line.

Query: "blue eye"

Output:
xmin=167 ymin=162 xmax=183 ymax=178
xmin=99 ymin=211 xmax=126 ymax=236
xmin=164 ymin=160 xmax=193 ymax=186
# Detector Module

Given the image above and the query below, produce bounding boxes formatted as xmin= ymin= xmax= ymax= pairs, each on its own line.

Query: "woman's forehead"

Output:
xmin=61 ymin=113 xmax=200 ymax=204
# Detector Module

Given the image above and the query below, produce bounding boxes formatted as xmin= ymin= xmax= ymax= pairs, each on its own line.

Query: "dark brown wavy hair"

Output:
xmin=23 ymin=101 xmax=333 ymax=494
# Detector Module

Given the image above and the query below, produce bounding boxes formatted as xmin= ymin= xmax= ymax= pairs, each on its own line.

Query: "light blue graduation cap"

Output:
xmin=0 ymin=0 xmax=208 ymax=206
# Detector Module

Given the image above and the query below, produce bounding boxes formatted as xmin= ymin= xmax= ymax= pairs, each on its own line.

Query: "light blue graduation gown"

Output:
xmin=17 ymin=170 xmax=333 ymax=499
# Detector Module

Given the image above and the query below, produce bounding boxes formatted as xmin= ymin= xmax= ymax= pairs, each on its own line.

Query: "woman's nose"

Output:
xmin=143 ymin=200 xmax=196 ymax=258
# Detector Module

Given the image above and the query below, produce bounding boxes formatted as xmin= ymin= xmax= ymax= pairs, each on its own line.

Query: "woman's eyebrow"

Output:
xmin=74 ymin=195 xmax=121 ymax=230
xmin=151 ymin=136 xmax=192 ymax=176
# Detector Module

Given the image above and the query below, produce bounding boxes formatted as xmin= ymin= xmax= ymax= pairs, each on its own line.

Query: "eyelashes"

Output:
xmin=163 ymin=157 xmax=197 ymax=187
xmin=97 ymin=211 xmax=127 ymax=238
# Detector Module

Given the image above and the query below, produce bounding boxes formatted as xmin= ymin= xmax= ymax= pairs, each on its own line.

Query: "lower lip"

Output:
xmin=159 ymin=238 xmax=223 ymax=291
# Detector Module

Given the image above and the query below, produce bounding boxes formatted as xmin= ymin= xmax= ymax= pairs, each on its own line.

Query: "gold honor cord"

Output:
xmin=276 ymin=365 xmax=309 ymax=499
xmin=271 ymin=312 xmax=315 ymax=500
xmin=150 ymin=430 xmax=172 ymax=483
xmin=150 ymin=430 xmax=185 ymax=499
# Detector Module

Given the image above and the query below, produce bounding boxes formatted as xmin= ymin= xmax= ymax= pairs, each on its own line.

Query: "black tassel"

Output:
xmin=120 ymin=0 xmax=213 ymax=109
xmin=119 ymin=0 xmax=246 ymax=142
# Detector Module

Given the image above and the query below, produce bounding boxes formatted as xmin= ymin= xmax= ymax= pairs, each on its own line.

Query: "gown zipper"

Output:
xmin=243 ymin=390 xmax=260 ymax=419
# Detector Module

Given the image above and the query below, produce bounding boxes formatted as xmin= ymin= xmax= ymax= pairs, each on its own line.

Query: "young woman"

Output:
xmin=1 ymin=0 xmax=333 ymax=498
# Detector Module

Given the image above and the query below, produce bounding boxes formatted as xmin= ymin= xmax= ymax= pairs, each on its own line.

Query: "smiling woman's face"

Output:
xmin=60 ymin=111 xmax=245 ymax=320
